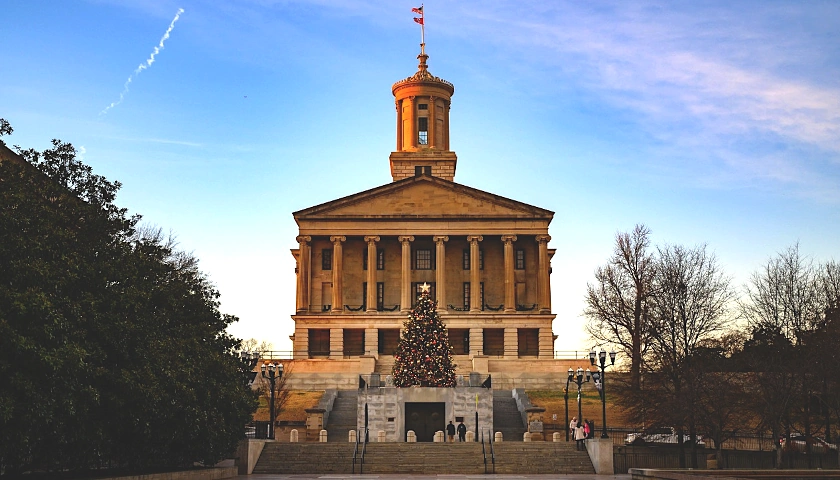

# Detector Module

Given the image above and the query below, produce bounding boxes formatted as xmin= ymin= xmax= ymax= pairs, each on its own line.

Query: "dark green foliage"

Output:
xmin=0 ymin=122 xmax=257 ymax=474
xmin=392 ymin=288 xmax=456 ymax=387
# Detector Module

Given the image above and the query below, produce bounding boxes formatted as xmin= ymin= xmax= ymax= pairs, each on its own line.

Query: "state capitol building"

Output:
xmin=285 ymin=44 xmax=568 ymax=390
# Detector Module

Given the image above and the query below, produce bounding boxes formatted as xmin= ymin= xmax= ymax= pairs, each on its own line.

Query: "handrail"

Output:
xmin=481 ymin=430 xmax=487 ymax=473
xmin=488 ymin=429 xmax=496 ymax=473
xmin=360 ymin=427 xmax=369 ymax=474
xmin=352 ymin=428 xmax=360 ymax=473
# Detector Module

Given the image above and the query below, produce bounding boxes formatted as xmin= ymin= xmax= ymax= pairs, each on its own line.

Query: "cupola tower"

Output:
xmin=389 ymin=44 xmax=457 ymax=181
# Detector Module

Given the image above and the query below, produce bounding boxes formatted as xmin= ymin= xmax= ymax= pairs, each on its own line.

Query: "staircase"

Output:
xmin=253 ymin=443 xmax=355 ymax=474
xmin=492 ymin=441 xmax=596 ymax=474
xmin=252 ymin=441 xmax=595 ymax=475
xmin=493 ymin=390 xmax=527 ymax=441
xmin=325 ymin=390 xmax=357 ymax=442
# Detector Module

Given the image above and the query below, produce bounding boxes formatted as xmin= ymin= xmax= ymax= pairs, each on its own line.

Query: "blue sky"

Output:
xmin=3 ymin=1 xmax=838 ymax=355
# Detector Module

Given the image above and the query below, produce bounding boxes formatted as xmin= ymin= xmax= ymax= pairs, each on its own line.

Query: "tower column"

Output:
xmin=434 ymin=235 xmax=448 ymax=308
xmin=429 ymin=96 xmax=436 ymax=149
xmin=365 ymin=236 xmax=380 ymax=312
xmin=395 ymin=100 xmax=403 ymax=151
xmin=330 ymin=236 xmax=346 ymax=313
xmin=502 ymin=235 xmax=517 ymax=313
xmin=295 ymin=235 xmax=312 ymax=313
xmin=467 ymin=235 xmax=483 ymax=313
xmin=444 ymin=100 xmax=451 ymax=150
xmin=536 ymin=235 xmax=551 ymax=313
xmin=408 ymin=96 xmax=417 ymax=149
xmin=399 ymin=235 xmax=415 ymax=312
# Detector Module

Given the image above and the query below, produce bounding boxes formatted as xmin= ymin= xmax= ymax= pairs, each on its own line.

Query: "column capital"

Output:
xmin=535 ymin=234 xmax=551 ymax=244
xmin=364 ymin=235 xmax=381 ymax=243
xmin=501 ymin=234 xmax=518 ymax=244
xmin=296 ymin=235 xmax=312 ymax=244
xmin=330 ymin=235 xmax=347 ymax=244
xmin=467 ymin=235 xmax=484 ymax=243
xmin=433 ymin=235 xmax=449 ymax=243
xmin=398 ymin=235 xmax=415 ymax=243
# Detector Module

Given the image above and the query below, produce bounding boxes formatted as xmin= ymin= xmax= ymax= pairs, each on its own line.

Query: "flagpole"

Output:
xmin=420 ymin=4 xmax=425 ymax=54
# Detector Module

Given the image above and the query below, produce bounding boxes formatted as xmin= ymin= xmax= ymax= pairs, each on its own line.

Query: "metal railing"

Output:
xmin=249 ymin=350 xmax=596 ymax=361
xmin=352 ymin=427 xmax=369 ymax=474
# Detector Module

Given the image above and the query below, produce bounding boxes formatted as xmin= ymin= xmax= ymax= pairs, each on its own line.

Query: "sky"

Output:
xmin=2 ymin=1 xmax=839 ymax=355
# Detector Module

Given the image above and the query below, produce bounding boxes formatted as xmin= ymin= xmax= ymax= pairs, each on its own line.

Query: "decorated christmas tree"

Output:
xmin=392 ymin=283 xmax=457 ymax=387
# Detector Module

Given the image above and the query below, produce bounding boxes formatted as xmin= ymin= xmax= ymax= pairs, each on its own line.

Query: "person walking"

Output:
xmin=574 ymin=422 xmax=586 ymax=450
xmin=583 ymin=419 xmax=591 ymax=439
xmin=457 ymin=420 xmax=467 ymax=442
xmin=446 ymin=421 xmax=456 ymax=442
xmin=569 ymin=416 xmax=577 ymax=440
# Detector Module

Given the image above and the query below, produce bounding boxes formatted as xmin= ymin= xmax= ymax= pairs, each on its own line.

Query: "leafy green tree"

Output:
xmin=392 ymin=286 xmax=456 ymax=387
xmin=0 ymin=120 xmax=257 ymax=474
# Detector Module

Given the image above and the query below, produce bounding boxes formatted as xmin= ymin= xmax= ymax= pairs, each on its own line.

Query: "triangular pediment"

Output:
xmin=294 ymin=176 xmax=552 ymax=220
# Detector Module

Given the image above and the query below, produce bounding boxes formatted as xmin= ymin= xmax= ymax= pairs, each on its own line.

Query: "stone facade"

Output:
xmin=286 ymin=46 xmax=564 ymax=391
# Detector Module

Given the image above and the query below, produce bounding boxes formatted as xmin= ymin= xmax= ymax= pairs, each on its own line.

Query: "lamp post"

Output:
xmin=569 ymin=366 xmax=590 ymax=431
xmin=589 ymin=348 xmax=617 ymax=439
xmin=564 ymin=368 xmax=572 ymax=441
xmin=261 ymin=361 xmax=284 ymax=440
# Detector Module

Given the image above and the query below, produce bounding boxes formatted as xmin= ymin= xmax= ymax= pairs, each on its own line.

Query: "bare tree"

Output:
xmin=647 ymin=243 xmax=735 ymax=467
xmin=584 ymin=224 xmax=656 ymax=390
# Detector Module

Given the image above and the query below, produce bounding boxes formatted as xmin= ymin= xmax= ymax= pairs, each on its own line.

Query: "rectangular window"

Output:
xmin=322 ymin=249 xmax=332 ymax=270
xmin=483 ymin=328 xmax=505 ymax=356
xmin=378 ymin=329 xmax=401 ymax=355
xmin=343 ymin=329 xmax=365 ymax=356
xmin=377 ymin=282 xmax=385 ymax=311
xmin=415 ymin=165 xmax=431 ymax=176
xmin=418 ymin=117 xmax=428 ymax=145
xmin=517 ymin=328 xmax=540 ymax=356
xmin=463 ymin=282 xmax=470 ymax=309
xmin=448 ymin=328 xmax=470 ymax=355
xmin=362 ymin=282 xmax=367 ymax=309
xmin=515 ymin=249 xmax=525 ymax=270
xmin=480 ymin=282 xmax=485 ymax=310
xmin=308 ymin=329 xmax=330 ymax=357
xmin=418 ymin=103 xmax=428 ymax=110
xmin=415 ymin=248 xmax=432 ymax=270
xmin=462 ymin=249 xmax=484 ymax=270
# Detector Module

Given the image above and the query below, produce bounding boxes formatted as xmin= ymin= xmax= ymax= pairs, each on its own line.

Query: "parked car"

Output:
xmin=625 ymin=427 xmax=705 ymax=446
xmin=780 ymin=434 xmax=838 ymax=453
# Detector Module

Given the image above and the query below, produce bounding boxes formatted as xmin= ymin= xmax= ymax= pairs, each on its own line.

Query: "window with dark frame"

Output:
xmin=418 ymin=103 xmax=428 ymax=110
xmin=515 ymin=248 xmax=525 ymax=270
xmin=415 ymin=248 xmax=432 ymax=270
xmin=418 ymin=117 xmax=428 ymax=145
xmin=377 ymin=282 xmax=385 ymax=311
xmin=308 ymin=329 xmax=330 ymax=356
xmin=415 ymin=165 xmax=432 ymax=176
xmin=463 ymin=282 xmax=470 ymax=309
xmin=322 ymin=249 xmax=332 ymax=270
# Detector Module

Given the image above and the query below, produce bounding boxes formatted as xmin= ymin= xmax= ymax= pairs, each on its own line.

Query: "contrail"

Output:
xmin=100 ymin=8 xmax=185 ymax=115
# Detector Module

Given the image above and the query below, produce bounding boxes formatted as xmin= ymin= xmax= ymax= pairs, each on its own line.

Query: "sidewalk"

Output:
xmin=238 ymin=475 xmax=631 ymax=479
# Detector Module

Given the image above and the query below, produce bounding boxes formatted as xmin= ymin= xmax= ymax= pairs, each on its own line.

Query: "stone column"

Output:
xmin=467 ymin=235 xmax=483 ymax=313
xmin=295 ymin=235 xmax=312 ymax=313
xmin=408 ymin=96 xmax=416 ymax=149
xmin=536 ymin=235 xmax=551 ymax=313
xmin=502 ymin=235 xmax=517 ymax=312
xmin=330 ymin=328 xmax=343 ymax=360
xmin=434 ymin=235 xmax=448 ymax=308
xmin=399 ymin=235 xmax=415 ymax=312
xmin=469 ymin=328 xmax=483 ymax=357
xmin=365 ymin=236 xmax=380 ymax=312
xmin=330 ymin=236 xmax=346 ymax=313
xmin=429 ymin=96 xmax=436 ymax=149
xmin=395 ymin=100 xmax=402 ymax=151
xmin=365 ymin=328 xmax=379 ymax=357
xmin=504 ymin=327 xmax=518 ymax=358
xmin=539 ymin=327 xmax=554 ymax=358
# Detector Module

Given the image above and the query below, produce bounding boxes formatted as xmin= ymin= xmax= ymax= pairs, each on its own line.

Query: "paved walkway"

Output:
xmin=237 ymin=475 xmax=631 ymax=479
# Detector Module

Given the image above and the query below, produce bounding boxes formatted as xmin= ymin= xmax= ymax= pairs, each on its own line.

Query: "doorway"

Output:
xmin=404 ymin=402 xmax=445 ymax=442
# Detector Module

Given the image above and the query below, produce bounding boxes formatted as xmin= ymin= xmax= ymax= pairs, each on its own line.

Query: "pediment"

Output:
xmin=294 ymin=176 xmax=552 ymax=220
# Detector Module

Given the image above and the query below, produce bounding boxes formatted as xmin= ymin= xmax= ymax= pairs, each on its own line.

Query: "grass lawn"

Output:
xmin=527 ymin=389 xmax=633 ymax=428
xmin=253 ymin=390 xmax=323 ymax=422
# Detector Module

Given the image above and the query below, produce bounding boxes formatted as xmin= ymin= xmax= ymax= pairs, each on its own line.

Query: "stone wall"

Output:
xmin=356 ymin=386 xmax=493 ymax=442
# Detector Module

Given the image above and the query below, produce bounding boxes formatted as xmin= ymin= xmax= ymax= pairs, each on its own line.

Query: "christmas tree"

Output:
xmin=392 ymin=283 xmax=457 ymax=387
